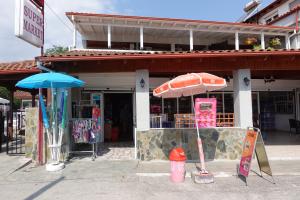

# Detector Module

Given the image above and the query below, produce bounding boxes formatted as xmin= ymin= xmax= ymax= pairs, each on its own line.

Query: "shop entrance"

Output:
xmin=104 ymin=93 xmax=133 ymax=142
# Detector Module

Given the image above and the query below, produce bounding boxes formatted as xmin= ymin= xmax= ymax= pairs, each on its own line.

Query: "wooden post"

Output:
xmin=31 ymin=90 xmax=37 ymax=107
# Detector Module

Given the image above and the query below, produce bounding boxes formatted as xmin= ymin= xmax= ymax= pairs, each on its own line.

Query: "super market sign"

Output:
xmin=15 ymin=0 xmax=43 ymax=48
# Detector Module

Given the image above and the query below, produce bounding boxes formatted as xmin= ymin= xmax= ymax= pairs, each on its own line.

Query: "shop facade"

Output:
xmin=35 ymin=12 xmax=300 ymax=161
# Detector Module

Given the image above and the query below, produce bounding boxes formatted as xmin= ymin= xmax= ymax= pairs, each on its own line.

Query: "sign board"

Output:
xmin=238 ymin=128 xmax=274 ymax=185
xmin=255 ymin=130 xmax=273 ymax=177
xmin=194 ymin=98 xmax=217 ymax=128
xmin=239 ymin=129 xmax=258 ymax=177
xmin=15 ymin=0 xmax=43 ymax=47
xmin=32 ymin=0 xmax=44 ymax=7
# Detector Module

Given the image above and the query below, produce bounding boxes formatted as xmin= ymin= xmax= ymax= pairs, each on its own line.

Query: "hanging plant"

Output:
xmin=244 ymin=37 xmax=258 ymax=45
xmin=269 ymin=37 xmax=281 ymax=48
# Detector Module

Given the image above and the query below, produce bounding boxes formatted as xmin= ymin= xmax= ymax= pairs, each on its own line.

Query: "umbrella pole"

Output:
xmin=52 ymin=88 xmax=58 ymax=163
xmin=192 ymin=96 xmax=207 ymax=173
xmin=58 ymin=89 xmax=67 ymax=162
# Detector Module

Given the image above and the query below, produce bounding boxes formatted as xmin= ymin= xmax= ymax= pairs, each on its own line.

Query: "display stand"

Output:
xmin=69 ymin=118 xmax=101 ymax=161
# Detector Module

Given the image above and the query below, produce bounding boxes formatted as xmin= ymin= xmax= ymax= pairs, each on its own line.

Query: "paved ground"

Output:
xmin=0 ymin=155 xmax=300 ymax=200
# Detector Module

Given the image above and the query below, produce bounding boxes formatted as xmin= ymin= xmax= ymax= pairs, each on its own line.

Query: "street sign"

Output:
xmin=15 ymin=0 xmax=44 ymax=48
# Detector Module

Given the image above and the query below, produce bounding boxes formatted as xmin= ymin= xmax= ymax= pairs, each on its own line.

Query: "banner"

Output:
xmin=239 ymin=129 xmax=258 ymax=177
xmin=15 ymin=0 xmax=43 ymax=47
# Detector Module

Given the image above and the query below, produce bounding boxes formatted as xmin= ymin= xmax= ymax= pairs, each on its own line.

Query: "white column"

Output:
xmin=261 ymin=32 xmax=265 ymax=50
xmin=235 ymin=32 xmax=239 ymax=50
xmin=135 ymin=70 xmax=150 ymax=131
xmin=140 ymin=26 xmax=144 ymax=50
xmin=107 ymin=24 xmax=111 ymax=48
xmin=233 ymin=69 xmax=253 ymax=128
xmin=285 ymin=35 xmax=291 ymax=49
xmin=72 ymin=16 xmax=77 ymax=48
xmin=190 ymin=29 xmax=193 ymax=51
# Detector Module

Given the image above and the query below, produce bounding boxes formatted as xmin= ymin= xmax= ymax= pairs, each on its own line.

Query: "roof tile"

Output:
xmin=0 ymin=60 xmax=40 ymax=74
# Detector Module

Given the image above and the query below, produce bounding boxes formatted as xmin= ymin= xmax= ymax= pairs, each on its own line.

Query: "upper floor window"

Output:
xmin=264 ymin=11 xmax=279 ymax=24
xmin=290 ymin=0 xmax=300 ymax=10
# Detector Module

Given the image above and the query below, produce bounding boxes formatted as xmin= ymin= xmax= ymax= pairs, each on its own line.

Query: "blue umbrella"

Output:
xmin=16 ymin=72 xmax=84 ymax=89
xmin=16 ymin=72 xmax=84 ymax=166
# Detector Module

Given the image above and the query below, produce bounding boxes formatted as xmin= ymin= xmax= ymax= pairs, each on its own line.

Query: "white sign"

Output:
xmin=15 ymin=0 xmax=43 ymax=48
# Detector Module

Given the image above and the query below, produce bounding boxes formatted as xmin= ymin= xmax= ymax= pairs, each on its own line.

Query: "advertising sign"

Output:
xmin=33 ymin=0 xmax=44 ymax=7
xmin=194 ymin=98 xmax=217 ymax=128
xmin=239 ymin=129 xmax=258 ymax=177
xmin=255 ymin=130 xmax=273 ymax=177
xmin=15 ymin=0 xmax=44 ymax=47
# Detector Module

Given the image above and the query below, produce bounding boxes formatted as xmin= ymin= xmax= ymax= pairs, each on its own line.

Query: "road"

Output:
xmin=0 ymin=159 xmax=299 ymax=200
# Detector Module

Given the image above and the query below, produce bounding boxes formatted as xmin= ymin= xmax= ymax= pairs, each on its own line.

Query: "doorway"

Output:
xmin=104 ymin=93 xmax=133 ymax=142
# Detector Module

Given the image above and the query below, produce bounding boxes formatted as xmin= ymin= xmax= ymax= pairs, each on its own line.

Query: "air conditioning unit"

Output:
xmin=244 ymin=0 xmax=261 ymax=12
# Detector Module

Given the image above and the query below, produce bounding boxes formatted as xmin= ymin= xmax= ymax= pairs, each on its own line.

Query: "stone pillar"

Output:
xmin=233 ymin=69 xmax=253 ymax=128
xmin=135 ymin=70 xmax=150 ymax=131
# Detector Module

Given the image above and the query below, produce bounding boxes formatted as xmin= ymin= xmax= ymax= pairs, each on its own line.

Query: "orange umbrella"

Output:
xmin=153 ymin=73 xmax=227 ymax=174
xmin=154 ymin=73 xmax=226 ymax=98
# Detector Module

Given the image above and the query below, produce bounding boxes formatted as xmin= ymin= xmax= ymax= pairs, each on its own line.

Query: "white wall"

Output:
xmin=75 ymin=72 xmax=136 ymax=90
xmin=271 ymin=13 xmax=297 ymax=27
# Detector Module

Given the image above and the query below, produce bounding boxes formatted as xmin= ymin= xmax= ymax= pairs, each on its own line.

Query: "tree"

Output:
xmin=45 ymin=45 xmax=68 ymax=55
xmin=0 ymin=87 xmax=21 ymax=110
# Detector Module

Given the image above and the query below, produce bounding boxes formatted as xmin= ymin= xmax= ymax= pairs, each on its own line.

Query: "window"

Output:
xmin=273 ymin=92 xmax=294 ymax=114
xmin=178 ymin=96 xmax=191 ymax=113
xmin=224 ymin=93 xmax=234 ymax=113
xmin=164 ymin=98 xmax=177 ymax=121
xmin=150 ymin=94 xmax=162 ymax=114
xmin=264 ymin=11 xmax=279 ymax=24
xmin=209 ymin=93 xmax=223 ymax=113
xmin=290 ymin=0 xmax=300 ymax=10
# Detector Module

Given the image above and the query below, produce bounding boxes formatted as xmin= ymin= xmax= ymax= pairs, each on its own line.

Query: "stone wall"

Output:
xmin=25 ymin=107 xmax=39 ymax=161
xmin=136 ymin=128 xmax=246 ymax=161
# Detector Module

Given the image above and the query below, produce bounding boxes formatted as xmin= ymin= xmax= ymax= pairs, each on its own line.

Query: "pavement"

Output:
xmin=0 ymin=154 xmax=300 ymax=200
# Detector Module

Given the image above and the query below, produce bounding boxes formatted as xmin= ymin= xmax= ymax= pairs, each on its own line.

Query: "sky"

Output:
xmin=0 ymin=0 xmax=274 ymax=62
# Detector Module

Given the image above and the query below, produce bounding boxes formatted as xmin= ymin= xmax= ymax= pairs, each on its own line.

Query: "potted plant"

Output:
xmin=269 ymin=37 xmax=281 ymax=49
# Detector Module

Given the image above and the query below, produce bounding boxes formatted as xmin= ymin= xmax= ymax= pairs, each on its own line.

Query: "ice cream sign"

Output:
xmin=15 ymin=0 xmax=43 ymax=48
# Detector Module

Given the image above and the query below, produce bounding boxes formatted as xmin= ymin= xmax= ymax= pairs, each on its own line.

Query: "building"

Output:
xmin=30 ymin=11 xmax=300 ymax=161
xmin=2 ymin=6 xmax=300 ymax=160
xmin=245 ymin=0 xmax=300 ymax=48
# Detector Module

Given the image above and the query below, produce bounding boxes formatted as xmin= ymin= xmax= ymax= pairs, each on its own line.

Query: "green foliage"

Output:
xmin=0 ymin=87 xmax=9 ymax=100
xmin=45 ymin=45 xmax=68 ymax=55
xmin=0 ymin=87 xmax=21 ymax=110
xmin=253 ymin=44 xmax=262 ymax=50
xmin=269 ymin=38 xmax=281 ymax=48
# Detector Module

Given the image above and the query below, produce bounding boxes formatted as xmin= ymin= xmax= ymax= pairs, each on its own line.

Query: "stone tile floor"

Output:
xmin=97 ymin=142 xmax=135 ymax=161
xmin=69 ymin=142 xmax=135 ymax=161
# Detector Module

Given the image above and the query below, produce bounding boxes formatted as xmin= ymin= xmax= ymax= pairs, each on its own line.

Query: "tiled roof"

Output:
xmin=39 ymin=49 xmax=300 ymax=62
xmin=0 ymin=60 xmax=40 ymax=74
xmin=14 ymin=91 xmax=32 ymax=100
